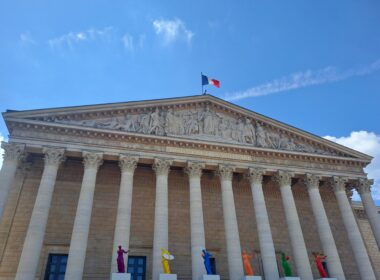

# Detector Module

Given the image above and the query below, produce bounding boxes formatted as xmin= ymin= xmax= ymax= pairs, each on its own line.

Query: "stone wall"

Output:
xmin=0 ymin=157 xmax=379 ymax=279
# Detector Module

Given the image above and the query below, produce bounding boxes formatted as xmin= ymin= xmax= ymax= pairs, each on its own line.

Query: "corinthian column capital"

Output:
xmin=247 ymin=168 xmax=264 ymax=184
xmin=305 ymin=173 xmax=322 ymax=190
xmin=356 ymin=178 xmax=373 ymax=195
xmin=185 ymin=161 xmax=205 ymax=178
xmin=274 ymin=170 xmax=294 ymax=187
xmin=2 ymin=142 xmax=25 ymax=162
xmin=217 ymin=164 xmax=235 ymax=181
xmin=43 ymin=147 xmax=65 ymax=166
xmin=82 ymin=151 xmax=103 ymax=170
xmin=152 ymin=158 xmax=172 ymax=176
xmin=119 ymin=154 xmax=139 ymax=173
xmin=331 ymin=176 xmax=349 ymax=193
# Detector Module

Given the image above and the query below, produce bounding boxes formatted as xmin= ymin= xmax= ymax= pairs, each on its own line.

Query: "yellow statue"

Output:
xmin=242 ymin=250 xmax=254 ymax=276
xmin=161 ymin=248 xmax=174 ymax=274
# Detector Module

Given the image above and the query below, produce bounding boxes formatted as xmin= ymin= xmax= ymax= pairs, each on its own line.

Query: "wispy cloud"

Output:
xmin=122 ymin=33 xmax=134 ymax=51
xmin=153 ymin=18 xmax=194 ymax=44
xmin=324 ymin=131 xmax=380 ymax=202
xmin=225 ymin=59 xmax=380 ymax=101
xmin=48 ymin=27 xmax=117 ymax=50
xmin=19 ymin=32 xmax=37 ymax=46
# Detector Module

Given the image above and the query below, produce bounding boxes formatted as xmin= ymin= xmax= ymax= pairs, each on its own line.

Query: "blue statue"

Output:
xmin=202 ymin=249 xmax=213 ymax=275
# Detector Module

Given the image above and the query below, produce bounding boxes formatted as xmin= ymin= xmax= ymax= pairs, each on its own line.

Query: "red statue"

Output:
xmin=313 ymin=252 xmax=328 ymax=278
xmin=117 ymin=245 xmax=130 ymax=273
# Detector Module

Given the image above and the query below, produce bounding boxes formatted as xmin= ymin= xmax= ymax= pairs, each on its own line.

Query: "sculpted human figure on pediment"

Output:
xmin=54 ymin=104 xmax=335 ymax=155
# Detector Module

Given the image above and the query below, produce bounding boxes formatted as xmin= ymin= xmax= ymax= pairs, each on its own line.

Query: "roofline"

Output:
xmin=2 ymin=93 xmax=373 ymax=161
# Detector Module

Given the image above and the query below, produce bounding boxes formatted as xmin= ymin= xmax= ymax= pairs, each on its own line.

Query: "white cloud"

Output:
xmin=0 ymin=133 xmax=4 ymax=169
xmin=19 ymin=32 xmax=37 ymax=46
xmin=153 ymin=18 xmax=194 ymax=44
xmin=122 ymin=33 xmax=134 ymax=51
xmin=48 ymin=27 xmax=117 ymax=50
xmin=225 ymin=59 xmax=380 ymax=101
xmin=324 ymin=131 xmax=380 ymax=201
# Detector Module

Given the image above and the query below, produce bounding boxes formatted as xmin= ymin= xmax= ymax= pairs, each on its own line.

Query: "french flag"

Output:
xmin=202 ymin=74 xmax=220 ymax=88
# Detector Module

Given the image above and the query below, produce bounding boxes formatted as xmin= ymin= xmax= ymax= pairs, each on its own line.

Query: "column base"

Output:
xmin=159 ymin=274 xmax=177 ymax=280
xmin=243 ymin=276 xmax=262 ymax=280
xmin=203 ymin=275 xmax=220 ymax=280
xmin=111 ymin=273 xmax=131 ymax=280
xmin=280 ymin=278 xmax=300 ymax=280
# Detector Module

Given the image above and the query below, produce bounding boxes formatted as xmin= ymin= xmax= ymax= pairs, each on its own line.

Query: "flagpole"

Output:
xmin=201 ymin=72 xmax=204 ymax=94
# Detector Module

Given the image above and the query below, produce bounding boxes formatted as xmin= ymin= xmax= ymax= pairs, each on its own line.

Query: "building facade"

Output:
xmin=0 ymin=95 xmax=379 ymax=280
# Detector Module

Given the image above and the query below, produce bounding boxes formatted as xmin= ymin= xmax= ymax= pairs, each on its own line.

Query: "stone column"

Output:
xmin=111 ymin=154 xmax=139 ymax=273
xmin=275 ymin=171 xmax=313 ymax=280
xmin=247 ymin=168 xmax=279 ymax=280
xmin=15 ymin=147 xmax=65 ymax=280
xmin=305 ymin=174 xmax=345 ymax=280
xmin=185 ymin=162 xmax=206 ymax=280
xmin=65 ymin=151 xmax=103 ymax=280
xmin=152 ymin=158 xmax=172 ymax=280
xmin=0 ymin=142 xmax=25 ymax=221
xmin=332 ymin=177 xmax=376 ymax=279
xmin=218 ymin=165 xmax=244 ymax=280
xmin=356 ymin=178 xmax=380 ymax=249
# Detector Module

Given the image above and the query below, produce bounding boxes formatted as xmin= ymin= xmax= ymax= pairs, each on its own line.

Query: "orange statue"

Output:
xmin=242 ymin=250 xmax=254 ymax=276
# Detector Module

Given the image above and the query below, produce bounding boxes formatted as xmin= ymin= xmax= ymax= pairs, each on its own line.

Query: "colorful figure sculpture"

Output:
xmin=116 ymin=245 xmax=129 ymax=273
xmin=280 ymin=251 xmax=292 ymax=277
xmin=161 ymin=248 xmax=174 ymax=274
xmin=313 ymin=252 xmax=328 ymax=278
xmin=242 ymin=250 xmax=254 ymax=276
xmin=320 ymin=253 xmax=329 ymax=277
xmin=202 ymin=249 xmax=213 ymax=275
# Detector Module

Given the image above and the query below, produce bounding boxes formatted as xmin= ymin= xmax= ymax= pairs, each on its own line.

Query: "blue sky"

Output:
xmin=0 ymin=0 xmax=379 ymax=204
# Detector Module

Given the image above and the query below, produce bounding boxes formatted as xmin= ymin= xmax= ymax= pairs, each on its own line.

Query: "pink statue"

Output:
xmin=312 ymin=252 xmax=328 ymax=278
xmin=117 ymin=245 xmax=130 ymax=273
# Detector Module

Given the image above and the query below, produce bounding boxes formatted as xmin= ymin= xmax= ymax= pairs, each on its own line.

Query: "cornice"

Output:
xmin=5 ymin=117 xmax=369 ymax=171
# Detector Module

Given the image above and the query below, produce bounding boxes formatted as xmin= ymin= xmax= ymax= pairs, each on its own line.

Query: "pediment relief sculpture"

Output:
xmin=50 ymin=105 xmax=336 ymax=156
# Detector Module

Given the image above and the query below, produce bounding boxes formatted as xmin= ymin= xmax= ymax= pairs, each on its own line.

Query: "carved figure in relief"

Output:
xmin=184 ymin=110 xmax=199 ymax=135
xmin=312 ymin=252 xmax=328 ymax=278
xmin=165 ymin=108 xmax=178 ymax=135
xmin=116 ymin=245 xmax=129 ymax=273
xmin=256 ymin=122 xmax=269 ymax=147
xmin=161 ymin=248 xmax=174 ymax=274
xmin=219 ymin=119 xmax=231 ymax=139
xmin=237 ymin=119 xmax=245 ymax=142
xmin=202 ymin=249 xmax=213 ymax=275
xmin=202 ymin=105 xmax=217 ymax=135
xmin=231 ymin=120 xmax=240 ymax=142
xmin=139 ymin=113 xmax=150 ymax=134
xmin=149 ymin=108 xmax=164 ymax=135
xmin=243 ymin=118 xmax=256 ymax=144
xmin=242 ymin=250 xmax=254 ymax=276
xmin=122 ymin=115 xmax=137 ymax=132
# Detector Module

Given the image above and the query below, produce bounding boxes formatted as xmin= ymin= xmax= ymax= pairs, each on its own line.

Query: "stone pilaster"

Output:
xmin=152 ymin=158 xmax=172 ymax=280
xmin=111 ymin=154 xmax=139 ymax=273
xmin=218 ymin=164 xmax=244 ymax=280
xmin=0 ymin=142 xmax=25 ymax=221
xmin=185 ymin=162 xmax=206 ymax=280
xmin=15 ymin=147 xmax=65 ymax=280
xmin=274 ymin=171 xmax=313 ymax=280
xmin=305 ymin=174 xmax=345 ymax=280
xmin=332 ymin=176 xmax=376 ymax=279
xmin=247 ymin=168 xmax=279 ymax=280
xmin=356 ymin=178 xmax=380 ymax=249
xmin=65 ymin=151 xmax=103 ymax=280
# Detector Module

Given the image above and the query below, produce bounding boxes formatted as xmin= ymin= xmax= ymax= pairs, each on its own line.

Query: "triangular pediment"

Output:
xmin=2 ymin=95 xmax=372 ymax=161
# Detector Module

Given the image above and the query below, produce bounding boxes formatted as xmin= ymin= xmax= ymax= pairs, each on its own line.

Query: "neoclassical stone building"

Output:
xmin=0 ymin=94 xmax=379 ymax=280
